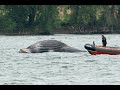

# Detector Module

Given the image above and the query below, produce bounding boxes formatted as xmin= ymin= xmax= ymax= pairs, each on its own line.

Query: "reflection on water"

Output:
xmin=0 ymin=34 xmax=120 ymax=85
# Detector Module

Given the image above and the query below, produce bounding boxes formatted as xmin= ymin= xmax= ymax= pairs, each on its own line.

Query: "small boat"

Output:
xmin=84 ymin=43 xmax=120 ymax=55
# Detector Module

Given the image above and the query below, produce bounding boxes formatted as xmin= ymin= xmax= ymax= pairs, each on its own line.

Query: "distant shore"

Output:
xmin=0 ymin=32 xmax=118 ymax=36
xmin=0 ymin=28 xmax=119 ymax=35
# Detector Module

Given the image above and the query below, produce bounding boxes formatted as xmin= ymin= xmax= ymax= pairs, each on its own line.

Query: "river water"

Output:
xmin=0 ymin=34 xmax=120 ymax=85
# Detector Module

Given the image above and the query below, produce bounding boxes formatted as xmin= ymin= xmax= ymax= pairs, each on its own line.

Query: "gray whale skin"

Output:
xmin=19 ymin=40 xmax=84 ymax=53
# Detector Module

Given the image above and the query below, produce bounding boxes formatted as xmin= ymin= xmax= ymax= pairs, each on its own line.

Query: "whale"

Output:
xmin=19 ymin=40 xmax=85 ymax=53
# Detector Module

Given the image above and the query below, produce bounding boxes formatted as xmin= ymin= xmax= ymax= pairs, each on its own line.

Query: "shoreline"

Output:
xmin=0 ymin=32 xmax=119 ymax=36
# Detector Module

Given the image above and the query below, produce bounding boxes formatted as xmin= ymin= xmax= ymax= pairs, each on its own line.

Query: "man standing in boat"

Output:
xmin=102 ymin=35 xmax=107 ymax=47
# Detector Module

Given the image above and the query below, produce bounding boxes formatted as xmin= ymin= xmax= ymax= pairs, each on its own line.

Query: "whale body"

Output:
xmin=19 ymin=40 xmax=84 ymax=53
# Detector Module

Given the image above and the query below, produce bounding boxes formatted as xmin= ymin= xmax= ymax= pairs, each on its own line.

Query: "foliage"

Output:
xmin=0 ymin=5 xmax=120 ymax=34
xmin=0 ymin=15 xmax=16 ymax=33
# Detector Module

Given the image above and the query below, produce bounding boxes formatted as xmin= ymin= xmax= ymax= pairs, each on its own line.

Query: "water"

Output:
xmin=0 ymin=34 xmax=120 ymax=85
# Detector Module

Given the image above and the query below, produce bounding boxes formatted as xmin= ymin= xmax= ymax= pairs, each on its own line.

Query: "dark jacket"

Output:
xmin=102 ymin=36 xmax=107 ymax=47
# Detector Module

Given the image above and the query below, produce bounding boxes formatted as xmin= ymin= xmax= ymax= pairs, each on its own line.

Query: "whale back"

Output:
xmin=40 ymin=40 xmax=67 ymax=48
xmin=27 ymin=40 xmax=67 ymax=52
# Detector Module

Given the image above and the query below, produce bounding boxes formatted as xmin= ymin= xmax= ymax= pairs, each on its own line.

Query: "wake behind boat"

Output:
xmin=84 ymin=43 xmax=120 ymax=55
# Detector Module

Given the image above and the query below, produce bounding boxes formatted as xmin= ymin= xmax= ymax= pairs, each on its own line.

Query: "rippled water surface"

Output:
xmin=0 ymin=34 xmax=120 ymax=85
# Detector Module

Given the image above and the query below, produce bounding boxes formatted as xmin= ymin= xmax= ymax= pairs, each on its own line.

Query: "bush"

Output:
xmin=0 ymin=16 xmax=16 ymax=33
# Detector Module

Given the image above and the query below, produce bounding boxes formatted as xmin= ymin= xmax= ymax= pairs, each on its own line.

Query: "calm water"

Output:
xmin=0 ymin=34 xmax=120 ymax=85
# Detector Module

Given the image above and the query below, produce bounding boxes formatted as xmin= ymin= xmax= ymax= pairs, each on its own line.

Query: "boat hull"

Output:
xmin=84 ymin=44 xmax=120 ymax=55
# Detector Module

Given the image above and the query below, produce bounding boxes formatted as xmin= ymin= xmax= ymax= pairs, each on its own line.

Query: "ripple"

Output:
xmin=101 ymin=73 xmax=114 ymax=76
xmin=85 ymin=60 xmax=96 ymax=62
xmin=61 ymin=66 xmax=68 ymax=68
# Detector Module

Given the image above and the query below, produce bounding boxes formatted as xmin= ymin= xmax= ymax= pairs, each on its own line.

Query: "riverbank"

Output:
xmin=0 ymin=28 xmax=119 ymax=35
xmin=0 ymin=32 xmax=118 ymax=36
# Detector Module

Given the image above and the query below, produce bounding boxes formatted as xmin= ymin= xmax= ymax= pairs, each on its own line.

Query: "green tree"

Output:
xmin=37 ymin=5 xmax=58 ymax=34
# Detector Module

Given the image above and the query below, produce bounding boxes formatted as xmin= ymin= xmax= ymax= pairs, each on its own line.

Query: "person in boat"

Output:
xmin=102 ymin=35 xmax=107 ymax=47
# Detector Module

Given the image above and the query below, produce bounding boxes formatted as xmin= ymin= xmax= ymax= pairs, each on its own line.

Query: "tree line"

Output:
xmin=0 ymin=5 xmax=120 ymax=35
